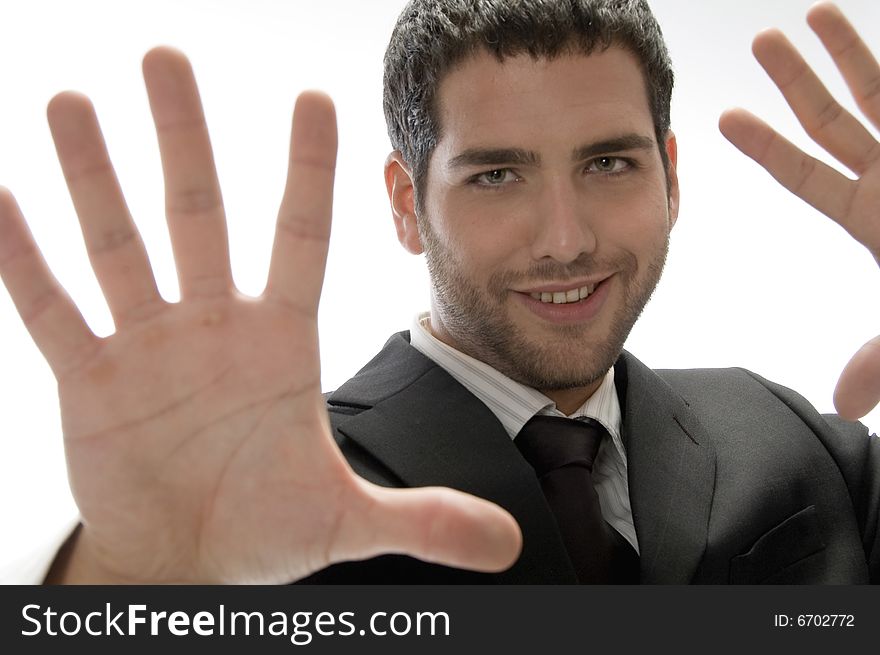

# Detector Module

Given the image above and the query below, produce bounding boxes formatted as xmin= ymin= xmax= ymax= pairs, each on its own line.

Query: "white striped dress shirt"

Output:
xmin=410 ymin=312 xmax=639 ymax=553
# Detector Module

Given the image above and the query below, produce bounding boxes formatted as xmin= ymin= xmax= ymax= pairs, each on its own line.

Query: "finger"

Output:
xmin=47 ymin=92 xmax=163 ymax=326
xmin=0 ymin=188 xmax=97 ymax=375
xmin=266 ymin=92 xmax=337 ymax=315
xmin=719 ymin=108 xmax=860 ymax=228
xmin=834 ymin=335 xmax=880 ymax=420
xmin=751 ymin=28 xmax=880 ymax=176
xmin=142 ymin=47 xmax=233 ymax=299
xmin=808 ymin=2 xmax=880 ymax=130
xmin=344 ymin=482 xmax=522 ymax=573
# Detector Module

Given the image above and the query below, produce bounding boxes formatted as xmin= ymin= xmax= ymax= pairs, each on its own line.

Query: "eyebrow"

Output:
xmin=572 ymin=134 xmax=656 ymax=161
xmin=445 ymin=133 xmax=656 ymax=172
xmin=446 ymin=147 xmax=539 ymax=171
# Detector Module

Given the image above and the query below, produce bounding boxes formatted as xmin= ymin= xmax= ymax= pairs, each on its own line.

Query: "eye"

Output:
xmin=586 ymin=156 xmax=630 ymax=174
xmin=471 ymin=169 xmax=519 ymax=186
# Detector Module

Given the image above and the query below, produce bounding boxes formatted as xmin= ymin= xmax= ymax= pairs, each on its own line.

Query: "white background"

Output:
xmin=1 ymin=0 xmax=878 ymax=570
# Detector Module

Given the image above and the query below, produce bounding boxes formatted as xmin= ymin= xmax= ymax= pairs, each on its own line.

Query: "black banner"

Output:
xmin=1 ymin=585 xmax=875 ymax=653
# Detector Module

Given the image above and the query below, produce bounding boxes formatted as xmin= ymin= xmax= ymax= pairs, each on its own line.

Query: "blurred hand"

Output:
xmin=0 ymin=47 xmax=521 ymax=583
xmin=719 ymin=2 xmax=880 ymax=420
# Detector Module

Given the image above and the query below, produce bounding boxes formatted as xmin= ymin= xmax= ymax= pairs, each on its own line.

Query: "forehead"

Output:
xmin=433 ymin=46 xmax=654 ymax=155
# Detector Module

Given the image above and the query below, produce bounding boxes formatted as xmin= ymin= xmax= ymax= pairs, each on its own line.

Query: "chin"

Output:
xmin=488 ymin=334 xmax=621 ymax=392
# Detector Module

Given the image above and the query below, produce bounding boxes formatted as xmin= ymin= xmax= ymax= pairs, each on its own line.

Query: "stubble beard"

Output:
xmin=420 ymin=217 xmax=670 ymax=392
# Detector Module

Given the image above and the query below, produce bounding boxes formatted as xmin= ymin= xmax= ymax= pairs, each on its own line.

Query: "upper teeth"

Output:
xmin=530 ymin=284 xmax=596 ymax=304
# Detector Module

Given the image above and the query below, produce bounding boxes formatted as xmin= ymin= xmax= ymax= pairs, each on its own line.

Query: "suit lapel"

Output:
xmin=616 ymin=351 xmax=717 ymax=583
xmin=329 ymin=333 xmax=577 ymax=583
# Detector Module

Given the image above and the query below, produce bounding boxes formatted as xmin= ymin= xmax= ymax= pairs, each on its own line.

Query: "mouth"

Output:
xmin=511 ymin=276 xmax=613 ymax=324
xmin=527 ymin=283 xmax=597 ymax=305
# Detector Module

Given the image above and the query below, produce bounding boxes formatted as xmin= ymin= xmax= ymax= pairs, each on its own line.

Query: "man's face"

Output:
xmin=398 ymin=46 xmax=679 ymax=394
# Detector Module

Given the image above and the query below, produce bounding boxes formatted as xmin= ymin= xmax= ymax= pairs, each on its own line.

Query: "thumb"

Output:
xmin=833 ymin=335 xmax=880 ymax=420
xmin=341 ymin=481 xmax=523 ymax=573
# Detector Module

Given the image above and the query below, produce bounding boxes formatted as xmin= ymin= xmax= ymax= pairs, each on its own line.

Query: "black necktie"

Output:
xmin=515 ymin=415 xmax=639 ymax=583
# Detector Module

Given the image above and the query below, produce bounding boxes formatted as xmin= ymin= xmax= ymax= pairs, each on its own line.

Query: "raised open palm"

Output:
xmin=720 ymin=2 xmax=880 ymax=421
xmin=0 ymin=47 xmax=520 ymax=583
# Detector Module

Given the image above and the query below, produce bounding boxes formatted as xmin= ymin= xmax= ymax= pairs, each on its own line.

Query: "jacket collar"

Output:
xmin=329 ymin=333 xmax=716 ymax=584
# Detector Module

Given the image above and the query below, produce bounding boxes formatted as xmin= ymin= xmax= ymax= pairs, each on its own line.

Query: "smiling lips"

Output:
xmin=528 ymin=283 xmax=597 ymax=305
xmin=513 ymin=276 xmax=611 ymax=324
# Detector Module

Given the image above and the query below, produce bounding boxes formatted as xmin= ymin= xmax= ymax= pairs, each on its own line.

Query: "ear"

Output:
xmin=384 ymin=151 xmax=424 ymax=254
xmin=664 ymin=130 xmax=680 ymax=228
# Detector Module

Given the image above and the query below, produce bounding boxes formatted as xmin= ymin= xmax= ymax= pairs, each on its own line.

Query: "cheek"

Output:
xmin=593 ymin=189 xmax=671 ymax=251
xmin=431 ymin=195 xmax=531 ymax=271
xmin=434 ymin=192 xmax=523 ymax=235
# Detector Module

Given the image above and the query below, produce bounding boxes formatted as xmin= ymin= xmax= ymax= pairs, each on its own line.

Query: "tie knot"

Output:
xmin=515 ymin=415 xmax=606 ymax=478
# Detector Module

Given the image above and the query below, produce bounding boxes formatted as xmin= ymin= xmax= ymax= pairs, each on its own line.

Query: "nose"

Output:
xmin=529 ymin=177 xmax=597 ymax=264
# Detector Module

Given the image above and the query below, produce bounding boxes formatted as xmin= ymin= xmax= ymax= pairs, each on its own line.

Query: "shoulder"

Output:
xmin=653 ymin=365 xmax=873 ymax=450
xmin=654 ymin=365 xmax=872 ymax=441
xmin=657 ymin=365 xmax=877 ymax=514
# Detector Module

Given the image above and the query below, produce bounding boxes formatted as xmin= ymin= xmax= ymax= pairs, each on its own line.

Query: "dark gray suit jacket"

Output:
xmin=302 ymin=332 xmax=880 ymax=584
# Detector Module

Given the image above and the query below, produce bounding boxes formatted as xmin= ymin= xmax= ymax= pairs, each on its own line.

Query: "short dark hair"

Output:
xmin=382 ymin=0 xmax=675 ymax=208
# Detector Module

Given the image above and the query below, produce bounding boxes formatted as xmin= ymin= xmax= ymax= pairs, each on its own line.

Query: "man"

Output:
xmin=0 ymin=0 xmax=877 ymax=583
